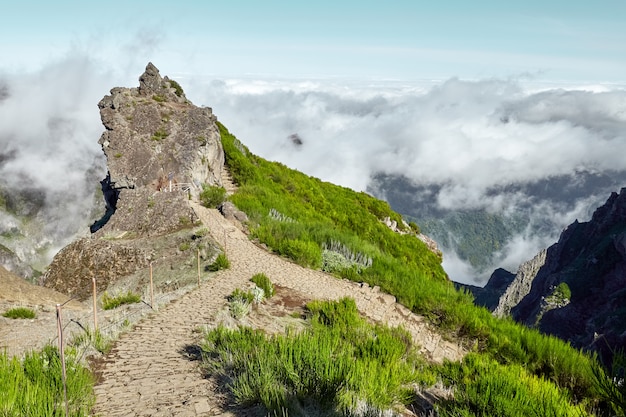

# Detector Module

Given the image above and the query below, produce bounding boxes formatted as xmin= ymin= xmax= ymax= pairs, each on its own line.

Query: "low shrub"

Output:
xmin=102 ymin=290 xmax=141 ymax=310
xmin=167 ymin=79 xmax=185 ymax=97
xmin=250 ymin=273 xmax=274 ymax=299
xmin=2 ymin=307 xmax=36 ymax=319
xmin=200 ymin=184 xmax=227 ymax=208
xmin=229 ymin=288 xmax=255 ymax=305
xmin=228 ymin=288 xmax=254 ymax=319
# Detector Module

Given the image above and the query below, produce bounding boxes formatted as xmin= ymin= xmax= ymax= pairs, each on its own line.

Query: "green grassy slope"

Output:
xmin=216 ymin=122 xmax=620 ymax=415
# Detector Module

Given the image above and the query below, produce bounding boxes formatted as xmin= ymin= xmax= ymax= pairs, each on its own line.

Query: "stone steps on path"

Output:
xmin=220 ymin=166 xmax=237 ymax=195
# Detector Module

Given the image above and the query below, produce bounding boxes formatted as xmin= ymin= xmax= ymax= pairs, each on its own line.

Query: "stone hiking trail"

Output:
xmin=93 ymin=200 xmax=464 ymax=416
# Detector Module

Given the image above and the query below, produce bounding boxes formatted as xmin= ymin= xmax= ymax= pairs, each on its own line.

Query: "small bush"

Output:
xmin=2 ymin=307 xmax=36 ymax=319
xmin=200 ymin=184 xmax=227 ymax=208
xmin=102 ymin=290 xmax=141 ymax=310
xmin=207 ymin=253 xmax=230 ymax=271
xmin=167 ymin=79 xmax=184 ymax=97
xmin=251 ymin=273 xmax=274 ymax=299
xmin=228 ymin=288 xmax=254 ymax=319
xmin=229 ymin=288 xmax=255 ymax=305
xmin=152 ymin=94 xmax=166 ymax=103
xmin=554 ymin=282 xmax=571 ymax=300
xmin=408 ymin=221 xmax=421 ymax=234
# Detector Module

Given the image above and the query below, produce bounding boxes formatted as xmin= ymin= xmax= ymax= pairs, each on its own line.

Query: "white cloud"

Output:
xmin=188 ymin=76 xmax=626 ymax=284
xmin=2 ymin=44 xmax=626 ymax=283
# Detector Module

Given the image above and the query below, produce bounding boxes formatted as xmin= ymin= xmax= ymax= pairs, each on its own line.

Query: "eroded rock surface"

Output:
xmin=42 ymin=63 xmax=223 ymax=298
xmin=98 ymin=62 xmax=223 ymax=197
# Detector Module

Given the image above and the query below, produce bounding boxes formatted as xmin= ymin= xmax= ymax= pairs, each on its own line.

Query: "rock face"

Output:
xmin=42 ymin=63 xmax=223 ymax=298
xmin=493 ymin=249 xmax=548 ymax=317
xmin=491 ymin=188 xmax=626 ymax=361
xmin=98 ymin=62 xmax=223 ymax=198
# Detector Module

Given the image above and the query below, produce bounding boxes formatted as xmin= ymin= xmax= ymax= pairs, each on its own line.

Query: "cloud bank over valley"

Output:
xmin=1 ymin=54 xmax=625 ymax=283
xmin=190 ymin=76 xmax=626 ymax=284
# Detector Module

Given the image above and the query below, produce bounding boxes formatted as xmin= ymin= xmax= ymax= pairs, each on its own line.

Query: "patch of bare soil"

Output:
xmin=0 ymin=265 xmax=88 ymax=357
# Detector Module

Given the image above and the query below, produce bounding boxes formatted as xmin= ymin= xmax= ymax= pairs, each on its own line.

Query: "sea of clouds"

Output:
xmin=186 ymin=76 xmax=626 ymax=283
xmin=1 ymin=54 xmax=625 ymax=282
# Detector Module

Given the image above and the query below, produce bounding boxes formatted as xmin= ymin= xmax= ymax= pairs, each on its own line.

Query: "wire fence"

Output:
xmin=1 ymin=251 xmax=207 ymax=360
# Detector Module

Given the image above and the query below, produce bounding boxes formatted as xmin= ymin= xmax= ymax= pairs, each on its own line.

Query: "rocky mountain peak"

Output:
xmin=489 ymin=187 xmax=626 ymax=362
xmin=41 ymin=64 xmax=224 ymax=299
xmin=138 ymin=62 xmax=187 ymax=103
xmin=97 ymin=63 xmax=223 ymax=200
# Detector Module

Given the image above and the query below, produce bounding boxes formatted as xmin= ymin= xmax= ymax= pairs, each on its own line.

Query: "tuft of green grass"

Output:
xmin=250 ymin=273 xmax=274 ymax=299
xmin=70 ymin=327 xmax=113 ymax=354
xmin=437 ymin=353 xmax=588 ymax=417
xmin=3 ymin=307 xmax=36 ymax=319
xmin=0 ymin=345 xmax=95 ymax=415
xmin=207 ymin=253 xmax=230 ymax=271
xmin=150 ymin=127 xmax=168 ymax=141
xmin=101 ymin=290 xmax=141 ymax=310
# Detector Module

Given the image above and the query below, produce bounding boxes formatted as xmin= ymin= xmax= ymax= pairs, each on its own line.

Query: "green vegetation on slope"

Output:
xmin=217 ymin=122 xmax=618 ymax=415
xmin=202 ymin=298 xmax=427 ymax=415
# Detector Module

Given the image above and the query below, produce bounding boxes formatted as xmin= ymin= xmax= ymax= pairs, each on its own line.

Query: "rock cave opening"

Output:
xmin=89 ymin=172 xmax=119 ymax=233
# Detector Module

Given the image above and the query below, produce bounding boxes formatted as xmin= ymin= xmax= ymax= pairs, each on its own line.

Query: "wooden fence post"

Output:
xmin=56 ymin=304 xmax=69 ymax=417
xmin=150 ymin=262 xmax=154 ymax=309
xmin=92 ymin=278 xmax=98 ymax=331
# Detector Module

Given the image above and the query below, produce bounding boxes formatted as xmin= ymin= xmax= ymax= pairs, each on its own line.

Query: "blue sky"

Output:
xmin=2 ymin=0 xmax=625 ymax=82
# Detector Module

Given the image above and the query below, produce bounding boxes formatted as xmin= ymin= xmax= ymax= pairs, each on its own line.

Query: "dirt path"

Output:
xmin=92 ymin=202 xmax=464 ymax=416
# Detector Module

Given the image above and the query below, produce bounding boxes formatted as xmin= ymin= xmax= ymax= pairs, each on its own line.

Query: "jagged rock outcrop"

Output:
xmin=92 ymin=62 xmax=224 ymax=237
xmin=98 ymin=62 xmax=224 ymax=199
xmin=42 ymin=64 xmax=223 ymax=297
xmin=493 ymin=249 xmax=548 ymax=317
xmin=491 ymin=188 xmax=626 ymax=361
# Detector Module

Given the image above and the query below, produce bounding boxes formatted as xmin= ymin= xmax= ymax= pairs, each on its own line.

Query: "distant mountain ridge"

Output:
xmin=368 ymin=171 xmax=626 ymax=281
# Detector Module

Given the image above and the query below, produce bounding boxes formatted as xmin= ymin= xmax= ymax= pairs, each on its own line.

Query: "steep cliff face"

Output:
xmin=42 ymin=64 xmax=223 ymax=298
xmin=98 ymin=62 xmax=224 ymax=197
xmin=492 ymin=188 xmax=626 ymax=360
xmin=493 ymin=249 xmax=549 ymax=317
